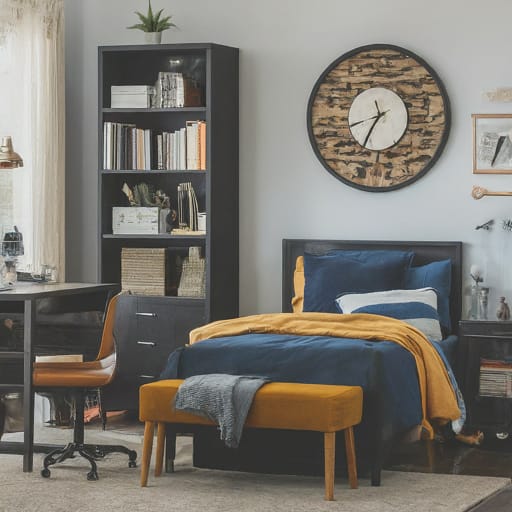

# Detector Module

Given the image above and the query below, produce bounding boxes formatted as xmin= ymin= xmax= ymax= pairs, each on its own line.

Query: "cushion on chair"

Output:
xmin=140 ymin=379 xmax=363 ymax=433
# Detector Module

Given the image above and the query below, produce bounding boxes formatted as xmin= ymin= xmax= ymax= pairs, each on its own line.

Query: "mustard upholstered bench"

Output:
xmin=139 ymin=379 xmax=363 ymax=501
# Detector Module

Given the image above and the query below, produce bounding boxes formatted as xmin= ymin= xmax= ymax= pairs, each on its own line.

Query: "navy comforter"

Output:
xmin=161 ymin=332 xmax=423 ymax=439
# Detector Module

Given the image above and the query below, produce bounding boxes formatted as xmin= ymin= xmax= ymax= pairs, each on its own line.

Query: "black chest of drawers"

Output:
xmin=101 ymin=294 xmax=205 ymax=412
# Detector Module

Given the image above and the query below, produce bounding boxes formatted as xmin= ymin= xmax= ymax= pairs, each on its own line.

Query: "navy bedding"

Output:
xmin=161 ymin=332 xmax=424 ymax=442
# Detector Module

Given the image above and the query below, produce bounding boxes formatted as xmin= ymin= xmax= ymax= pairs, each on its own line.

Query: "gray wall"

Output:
xmin=65 ymin=0 xmax=512 ymax=316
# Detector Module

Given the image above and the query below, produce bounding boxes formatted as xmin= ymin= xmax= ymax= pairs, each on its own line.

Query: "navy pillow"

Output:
xmin=405 ymin=259 xmax=451 ymax=332
xmin=303 ymin=250 xmax=414 ymax=313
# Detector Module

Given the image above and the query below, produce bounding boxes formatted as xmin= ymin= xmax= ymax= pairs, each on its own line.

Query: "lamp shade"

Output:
xmin=0 ymin=136 xmax=23 ymax=169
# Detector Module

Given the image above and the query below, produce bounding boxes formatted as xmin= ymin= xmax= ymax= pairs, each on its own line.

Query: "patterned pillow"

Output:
xmin=335 ymin=288 xmax=443 ymax=342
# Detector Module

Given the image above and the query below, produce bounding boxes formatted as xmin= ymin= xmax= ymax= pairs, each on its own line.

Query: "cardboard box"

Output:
xmin=112 ymin=207 xmax=169 ymax=235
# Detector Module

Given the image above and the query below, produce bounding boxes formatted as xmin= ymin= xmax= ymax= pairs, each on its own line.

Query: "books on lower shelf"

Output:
xmin=479 ymin=358 xmax=512 ymax=398
xmin=103 ymin=121 xmax=206 ymax=171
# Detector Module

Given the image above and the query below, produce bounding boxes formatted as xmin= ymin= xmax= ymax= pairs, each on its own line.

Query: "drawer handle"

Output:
xmin=137 ymin=341 xmax=156 ymax=347
xmin=136 ymin=312 xmax=157 ymax=318
xmin=139 ymin=375 xmax=156 ymax=379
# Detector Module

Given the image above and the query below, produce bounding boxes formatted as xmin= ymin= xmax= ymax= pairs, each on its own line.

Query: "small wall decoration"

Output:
xmin=307 ymin=44 xmax=451 ymax=192
xmin=473 ymin=114 xmax=512 ymax=174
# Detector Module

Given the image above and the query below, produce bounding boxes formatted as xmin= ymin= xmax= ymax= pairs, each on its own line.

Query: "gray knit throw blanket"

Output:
xmin=174 ymin=374 xmax=269 ymax=448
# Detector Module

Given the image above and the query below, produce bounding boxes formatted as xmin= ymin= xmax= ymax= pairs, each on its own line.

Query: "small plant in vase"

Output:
xmin=127 ymin=0 xmax=176 ymax=44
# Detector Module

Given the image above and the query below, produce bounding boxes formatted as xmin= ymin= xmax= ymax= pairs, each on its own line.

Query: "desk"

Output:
xmin=0 ymin=282 xmax=118 ymax=472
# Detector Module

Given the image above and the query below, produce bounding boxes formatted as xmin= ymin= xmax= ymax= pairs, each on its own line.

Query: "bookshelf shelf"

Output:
xmin=100 ymin=169 xmax=207 ymax=175
xmin=98 ymin=43 xmax=239 ymax=411
xmin=102 ymin=233 xmax=207 ymax=240
xmin=102 ymin=107 xmax=207 ymax=113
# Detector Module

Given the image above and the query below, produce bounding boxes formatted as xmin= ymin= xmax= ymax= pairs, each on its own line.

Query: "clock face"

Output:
xmin=348 ymin=87 xmax=408 ymax=151
xmin=307 ymin=44 xmax=450 ymax=192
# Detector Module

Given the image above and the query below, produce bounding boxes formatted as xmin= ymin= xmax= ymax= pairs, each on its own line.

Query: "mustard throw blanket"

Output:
xmin=190 ymin=312 xmax=461 ymax=438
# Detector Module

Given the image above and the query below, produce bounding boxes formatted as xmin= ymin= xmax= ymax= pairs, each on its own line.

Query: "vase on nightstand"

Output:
xmin=469 ymin=283 xmax=480 ymax=319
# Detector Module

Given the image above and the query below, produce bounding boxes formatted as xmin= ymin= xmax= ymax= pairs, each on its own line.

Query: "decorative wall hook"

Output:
xmin=475 ymin=219 xmax=494 ymax=231
xmin=472 ymin=186 xmax=512 ymax=200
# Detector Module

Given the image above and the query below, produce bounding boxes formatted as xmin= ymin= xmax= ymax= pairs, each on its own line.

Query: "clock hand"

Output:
xmin=350 ymin=108 xmax=391 ymax=128
xmin=363 ymin=109 xmax=389 ymax=147
xmin=374 ymin=100 xmax=381 ymax=115
xmin=349 ymin=113 xmax=380 ymax=128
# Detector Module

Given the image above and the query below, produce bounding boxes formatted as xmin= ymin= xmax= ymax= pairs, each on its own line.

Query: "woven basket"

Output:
xmin=121 ymin=248 xmax=168 ymax=296
xmin=177 ymin=246 xmax=205 ymax=297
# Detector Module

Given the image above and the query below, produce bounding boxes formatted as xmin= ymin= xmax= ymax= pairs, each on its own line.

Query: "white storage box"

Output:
xmin=112 ymin=207 xmax=169 ymax=235
xmin=111 ymin=85 xmax=153 ymax=108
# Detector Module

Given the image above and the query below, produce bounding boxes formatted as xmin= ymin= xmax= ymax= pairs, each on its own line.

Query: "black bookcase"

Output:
xmin=97 ymin=43 xmax=239 ymax=410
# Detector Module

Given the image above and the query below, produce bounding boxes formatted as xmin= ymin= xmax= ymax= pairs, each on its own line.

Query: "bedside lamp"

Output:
xmin=0 ymin=136 xmax=23 ymax=169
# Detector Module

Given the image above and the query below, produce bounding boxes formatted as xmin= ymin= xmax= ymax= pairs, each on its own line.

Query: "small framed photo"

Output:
xmin=473 ymin=114 xmax=512 ymax=174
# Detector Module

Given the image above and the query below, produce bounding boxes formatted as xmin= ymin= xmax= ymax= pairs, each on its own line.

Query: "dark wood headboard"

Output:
xmin=282 ymin=239 xmax=462 ymax=334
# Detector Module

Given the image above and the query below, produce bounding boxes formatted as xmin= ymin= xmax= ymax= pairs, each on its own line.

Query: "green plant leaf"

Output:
xmin=127 ymin=1 xmax=176 ymax=32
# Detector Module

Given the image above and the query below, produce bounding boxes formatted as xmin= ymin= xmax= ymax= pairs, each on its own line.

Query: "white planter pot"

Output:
xmin=144 ymin=32 xmax=162 ymax=44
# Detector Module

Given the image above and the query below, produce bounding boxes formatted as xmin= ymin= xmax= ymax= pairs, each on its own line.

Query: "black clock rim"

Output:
xmin=306 ymin=43 xmax=452 ymax=193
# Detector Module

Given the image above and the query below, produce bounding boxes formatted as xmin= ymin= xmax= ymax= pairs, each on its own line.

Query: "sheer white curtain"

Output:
xmin=0 ymin=0 xmax=65 ymax=280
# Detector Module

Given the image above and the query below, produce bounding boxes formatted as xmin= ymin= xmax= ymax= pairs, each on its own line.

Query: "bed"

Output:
xmin=161 ymin=239 xmax=463 ymax=485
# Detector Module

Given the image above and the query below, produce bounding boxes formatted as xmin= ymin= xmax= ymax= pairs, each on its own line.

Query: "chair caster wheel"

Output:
xmin=128 ymin=460 xmax=137 ymax=468
xmin=87 ymin=471 xmax=99 ymax=481
xmin=41 ymin=468 xmax=51 ymax=478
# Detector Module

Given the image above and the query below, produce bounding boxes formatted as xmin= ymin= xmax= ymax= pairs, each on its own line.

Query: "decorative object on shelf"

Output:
xmin=112 ymin=207 xmax=169 ymax=235
xmin=473 ymin=114 xmax=512 ymax=174
xmin=496 ymin=297 xmax=511 ymax=321
xmin=307 ymin=44 xmax=450 ymax=192
xmin=177 ymin=182 xmax=199 ymax=232
xmin=177 ymin=246 xmax=206 ymax=297
xmin=0 ymin=226 xmax=24 ymax=286
xmin=121 ymin=247 xmax=170 ymax=296
xmin=475 ymin=219 xmax=494 ymax=231
xmin=503 ymin=219 xmax=512 ymax=232
xmin=0 ymin=136 xmax=23 ymax=169
xmin=469 ymin=264 xmax=484 ymax=320
xmin=110 ymin=85 xmax=154 ymax=109
xmin=471 ymin=185 xmax=512 ymax=200
xmin=478 ymin=287 xmax=489 ymax=320
xmin=127 ymin=0 xmax=176 ymax=44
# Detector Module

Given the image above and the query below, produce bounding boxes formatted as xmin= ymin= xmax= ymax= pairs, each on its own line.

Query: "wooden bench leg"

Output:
xmin=155 ymin=422 xmax=166 ymax=477
xmin=140 ymin=421 xmax=155 ymax=487
xmin=344 ymin=426 xmax=358 ymax=489
xmin=324 ymin=432 xmax=335 ymax=501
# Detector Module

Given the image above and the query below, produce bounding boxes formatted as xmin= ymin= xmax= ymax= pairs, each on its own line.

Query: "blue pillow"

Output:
xmin=335 ymin=288 xmax=443 ymax=342
xmin=303 ymin=250 xmax=414 ymax=313
xmin=405 ymin=259 xmax=451 ymax=331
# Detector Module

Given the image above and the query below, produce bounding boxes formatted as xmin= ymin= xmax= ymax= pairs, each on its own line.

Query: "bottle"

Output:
xmin=478 ymin=287 xmax=489 ymax=320
xmin=469 ymin=282 xmax=480 ymax=319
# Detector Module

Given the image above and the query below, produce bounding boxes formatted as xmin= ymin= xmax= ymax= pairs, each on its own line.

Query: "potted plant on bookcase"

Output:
xmin=127 ymin=0 xmax=176 ymax=44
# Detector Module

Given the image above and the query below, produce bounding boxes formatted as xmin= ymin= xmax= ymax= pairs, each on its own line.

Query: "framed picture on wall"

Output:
xmin=473 ymin=114 xmax=512 ymax=174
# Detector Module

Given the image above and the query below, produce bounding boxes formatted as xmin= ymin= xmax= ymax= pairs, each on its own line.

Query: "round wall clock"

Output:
xmin=307 ymin=44 xmax=451 ymax=192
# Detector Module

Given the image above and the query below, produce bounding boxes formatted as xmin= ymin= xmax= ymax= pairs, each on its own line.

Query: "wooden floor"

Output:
xmin=385 ymin=436 xmax=512 ymax=511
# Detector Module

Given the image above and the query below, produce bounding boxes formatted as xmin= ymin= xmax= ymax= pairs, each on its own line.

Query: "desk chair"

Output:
xmin=33 ymin=293 xmax=137 ymax=480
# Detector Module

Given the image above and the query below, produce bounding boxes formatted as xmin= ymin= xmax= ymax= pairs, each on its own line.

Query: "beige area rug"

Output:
xmin=0 ymin=426 xmax=510 ymax=512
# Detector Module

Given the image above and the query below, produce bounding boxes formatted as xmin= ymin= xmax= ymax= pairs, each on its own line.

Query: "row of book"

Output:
xmin=103 ymin=121 xmax=206 ymax=171
xmin=479 ymin=358 xmax=512 ymax=398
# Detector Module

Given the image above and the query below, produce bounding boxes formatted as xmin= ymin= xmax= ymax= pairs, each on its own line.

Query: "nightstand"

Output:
xmin=458 ymin=320 xmax=512 ymax=438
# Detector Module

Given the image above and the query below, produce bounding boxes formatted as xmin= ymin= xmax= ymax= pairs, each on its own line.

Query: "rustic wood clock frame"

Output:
xmin=307 ymin=44 xmax=451 ymax=192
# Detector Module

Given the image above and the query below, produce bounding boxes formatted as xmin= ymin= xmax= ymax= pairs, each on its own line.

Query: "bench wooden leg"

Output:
xmin=344 ymin=426 xmax=358 ymax=489
xmin=155 ymin=422 xmax=166 ymax=477
xmin=140 ymin=421 xmax=155 ymax=487
xmin=324 ymin=432 xmax=335 ymax=501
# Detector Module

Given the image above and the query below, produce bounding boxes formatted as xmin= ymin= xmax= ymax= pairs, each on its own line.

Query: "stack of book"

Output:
xmin=479 ymin=358 xmax=512 ymax=397
xmin=153 ymin=72 xmax=202 ymax=108
xmin=103 ymin=121 xmax=206 ymax=171
xmin=111 ymin=85 xmax=154 ymax=108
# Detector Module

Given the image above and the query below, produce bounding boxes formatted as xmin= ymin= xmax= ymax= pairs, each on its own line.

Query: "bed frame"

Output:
xmin=192 ymin=240 xmax=463 ymax=485
xmin=282 ymin=239 xmax=462 ymax=333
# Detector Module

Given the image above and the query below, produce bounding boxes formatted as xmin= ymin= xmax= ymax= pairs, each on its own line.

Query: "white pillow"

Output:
xmin=335 ymin=288 xmax=443 ymax=342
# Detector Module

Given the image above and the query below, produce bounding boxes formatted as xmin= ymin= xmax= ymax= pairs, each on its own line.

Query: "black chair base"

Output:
xmin=41 ymin=441 xmax=137 ymax=480
xmin=38 ymin=389 xmax=137 ymax=480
